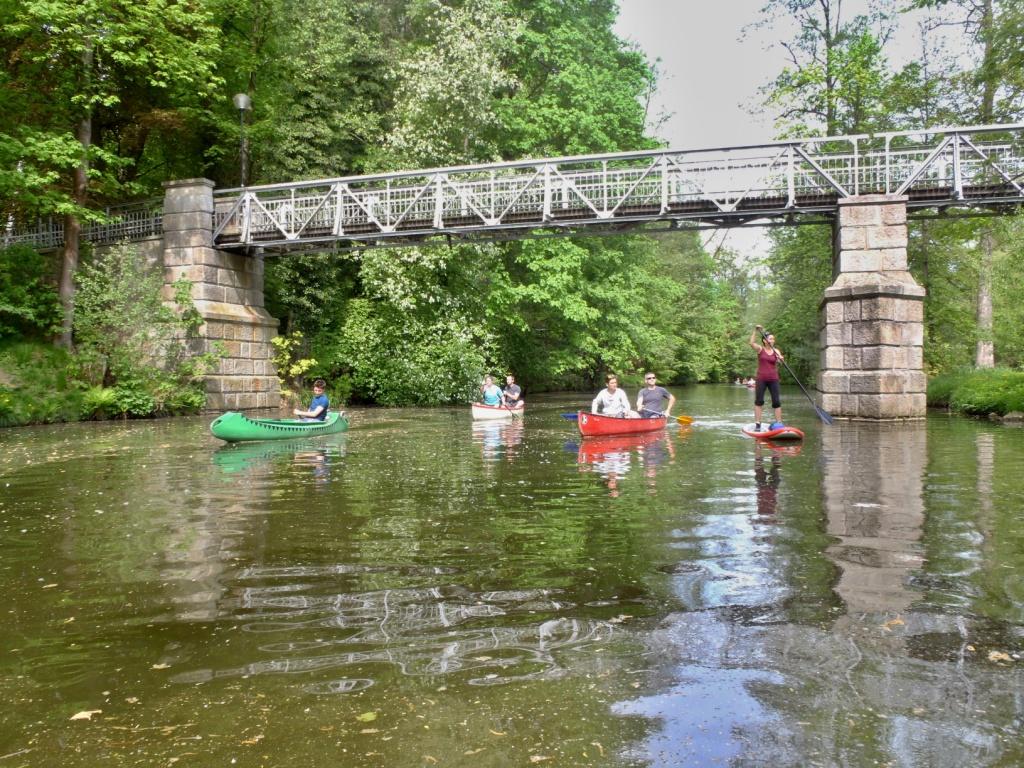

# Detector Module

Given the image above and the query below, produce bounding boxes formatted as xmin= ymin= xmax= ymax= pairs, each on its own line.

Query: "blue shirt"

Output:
xmin=309 ymin=393 xmax=329 ymax=420
xmin=482 ymin=384 xmax=502 ymax=406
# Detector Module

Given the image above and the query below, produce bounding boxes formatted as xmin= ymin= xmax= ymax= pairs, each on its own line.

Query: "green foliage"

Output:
xmin=0 ymin=245 xmax=62 ymax=340
xmin=270 ymin=331 xmax=318 ymax=401
xmin=756 ymin=226 xmax=834 ymax=381
xmin=72 ymin=242 xmax=218 ymax=416
xmin=331 ymin=297 xmax=486 ymax=405
xmin=0 ymin=342 xmax=83 ymax=425
xmin=0 ymin=0 xmax=225 ymax=212
xmin=928 ymin=368 xmax=1024 ymax=416
xmin=80 ymin=385 xmax=117 ymax=420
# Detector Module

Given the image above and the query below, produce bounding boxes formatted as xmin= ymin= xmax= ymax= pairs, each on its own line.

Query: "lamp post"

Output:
xmin=233 ymin=92 xmax=252 ymax=186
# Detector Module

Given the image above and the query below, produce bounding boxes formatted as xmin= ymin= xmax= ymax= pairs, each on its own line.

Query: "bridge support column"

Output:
xmin=818 ymin=195 xmax=926 ymax=419
xmin=162 ymin=179 xmax=280 ymax=411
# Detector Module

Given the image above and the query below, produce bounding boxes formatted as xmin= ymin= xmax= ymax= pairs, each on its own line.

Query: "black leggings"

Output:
xmin=755 ymin=379 xmax=781 ymax=408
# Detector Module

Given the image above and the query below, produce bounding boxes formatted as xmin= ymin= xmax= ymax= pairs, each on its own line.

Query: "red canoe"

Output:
xmin=577 ymin=411 xmax=667 ymax=437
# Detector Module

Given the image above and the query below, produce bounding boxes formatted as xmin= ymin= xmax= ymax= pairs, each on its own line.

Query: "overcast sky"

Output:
xmin=613 ymin=0 xmax=943 ymax=255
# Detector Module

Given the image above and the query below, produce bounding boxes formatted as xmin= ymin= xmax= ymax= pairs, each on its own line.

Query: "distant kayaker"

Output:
xmin=294 ymin=378 xmax=329 ymax=421
xmin=591 ymin=375 xmax=640 ymax=418
xmin=749 ymin=325 xmax=784 ymax=431
xmin=636 ymin=372 xmax=675 ymax=418
xmin=503 ymin=374 xmax=524 ymax=409
xmin=480 ymin=375 xmax=503 ymax=407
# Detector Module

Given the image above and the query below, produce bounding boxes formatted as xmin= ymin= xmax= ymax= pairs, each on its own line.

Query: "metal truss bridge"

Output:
xmin=7 ymin=123 xmax=1024 ymax=254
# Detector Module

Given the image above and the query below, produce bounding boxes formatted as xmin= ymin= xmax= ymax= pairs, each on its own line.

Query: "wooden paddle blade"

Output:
xmin=675 ymin=414 xmax=694 ymax=425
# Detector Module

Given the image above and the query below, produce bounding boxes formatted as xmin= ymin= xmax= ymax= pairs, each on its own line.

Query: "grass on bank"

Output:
xmin=928 ymin=368 xmax=1024 ymax=416
xmin=0 ymin=340 xmax=209 ymax=428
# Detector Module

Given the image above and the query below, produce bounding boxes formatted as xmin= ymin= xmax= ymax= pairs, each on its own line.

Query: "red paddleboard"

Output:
xmin=742 ymin=424 xmax=804 ymax=441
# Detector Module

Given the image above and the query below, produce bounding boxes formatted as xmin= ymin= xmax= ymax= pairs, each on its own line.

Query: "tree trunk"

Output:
xmin=58 ymin=43 xmax=94 ymax=349
xmin=975 ymin=228 xmax=995 ymax=368
xmin=972 ymin=0 xmax=996 ymax=368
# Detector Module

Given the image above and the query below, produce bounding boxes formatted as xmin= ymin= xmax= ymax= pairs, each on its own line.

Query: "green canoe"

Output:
xmin=210 ymin=411 xmax=348 ymax=442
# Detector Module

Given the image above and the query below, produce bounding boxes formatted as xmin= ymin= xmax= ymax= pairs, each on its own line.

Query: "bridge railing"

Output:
xmin=2 ymin=199 xmax=163 ymax=251
xmin=5 ymin=124 xmax=1023 ymax=252
xmin=211 ymin=123 xmax=1024 ymax=250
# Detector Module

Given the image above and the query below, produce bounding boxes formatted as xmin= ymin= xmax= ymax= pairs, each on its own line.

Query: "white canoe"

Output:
xmin=471 ymin=403 xmax=524 ymax=420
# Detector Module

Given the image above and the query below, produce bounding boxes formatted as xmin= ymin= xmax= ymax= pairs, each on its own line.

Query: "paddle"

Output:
xmin=641 ymin=407 xmax=694 ymax=425
xmin=759 ymin=329 xmax=834 ymax=425
xmin=560 ymin=412 xmax=579 ymax=420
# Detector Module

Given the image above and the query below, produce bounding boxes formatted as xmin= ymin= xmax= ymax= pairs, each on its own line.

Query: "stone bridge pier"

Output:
xmin=818 ymin=195 xmax=926 ymax=419
xmin=162 ymin=179 xmax=280 ymax=411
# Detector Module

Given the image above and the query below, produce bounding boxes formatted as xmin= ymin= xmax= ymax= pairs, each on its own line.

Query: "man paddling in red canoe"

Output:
xmin=636 ymin=371 xmax=676 ymax=419
xmin=591 ymin=374 xmax=640 ymax=418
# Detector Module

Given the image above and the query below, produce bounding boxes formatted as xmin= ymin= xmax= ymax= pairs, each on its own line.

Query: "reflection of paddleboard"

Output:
xmin=742 ymin=424 xmax=805 ymax=441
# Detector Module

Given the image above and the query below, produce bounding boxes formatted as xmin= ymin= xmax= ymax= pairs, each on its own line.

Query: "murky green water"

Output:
xmin=1 ymin=386 xmax=1022 ymax=767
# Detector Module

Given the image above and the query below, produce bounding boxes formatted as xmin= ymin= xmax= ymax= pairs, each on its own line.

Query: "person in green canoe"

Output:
xmin=294 ymin=378 xmax=329 ymax=421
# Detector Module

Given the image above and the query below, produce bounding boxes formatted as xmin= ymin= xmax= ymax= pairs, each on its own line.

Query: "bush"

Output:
xmin=0 ymin=342 xmax=83 ymax=425
xmin=0 ymin=245 xmax=62 ymax=341
xmin=73 ymin=242 xmax=220 ymax=416
xmin=928 ymin=368 xmax=1024 ymax=416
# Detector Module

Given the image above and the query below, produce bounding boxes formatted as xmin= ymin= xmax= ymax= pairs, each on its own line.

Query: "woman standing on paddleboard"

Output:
xmin=749 ymin=324 xmax=784 ymax=432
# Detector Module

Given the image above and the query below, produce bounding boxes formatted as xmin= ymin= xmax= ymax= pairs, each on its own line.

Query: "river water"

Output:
xmin=1 ymin=385 xmax=1022 ymax=767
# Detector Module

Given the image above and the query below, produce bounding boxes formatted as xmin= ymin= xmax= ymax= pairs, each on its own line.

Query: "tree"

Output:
xmin=0 ymin=0 xmax=222 ymax=347
xmin=909 ymin=0 xmax=1024 ymax=367
xmin=754 ymin=0 xmax=897 ymax=136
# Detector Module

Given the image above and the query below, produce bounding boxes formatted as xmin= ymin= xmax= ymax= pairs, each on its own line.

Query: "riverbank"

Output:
xmin=928 ymin=367 xmax=1024 ymax=421
xmin=0 ymin=342 xmax=207 ymax=427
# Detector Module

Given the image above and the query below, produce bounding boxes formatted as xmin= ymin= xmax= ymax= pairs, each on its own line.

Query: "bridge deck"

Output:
xmin=7 ymin=123 xmax=1024 ymax=253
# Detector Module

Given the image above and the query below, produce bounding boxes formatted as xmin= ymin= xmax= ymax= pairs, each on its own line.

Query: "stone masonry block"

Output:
xmin=906 ymin=371 xmax=928 ymax=393
xmin=162 ymin=210 xmax=214 ymax=233
xmin=881 ymin=203 xmax=907 ymax=225
xmin=895 ymin=300 xmax=924 ymax=322
xmin=906 ymin=347 xmax=923 ymax=369
xmin=852 ymin=321 xmax=900 ymax=346
xmin=861 ymin=346 xmax=899 ymax=369
xmin=222 ymin=286 xmax=243 ymax=305
xmin=824 ymin=301 xmax=845 ymax=323
xmin=840 ymin=250 xmax=882 ymax=272
xmin=860 ymin=297 xmax=896 ymax=321
xmin=839 ymin=227 xmax=867 ymax=250
xmin=866 ymin=224 xmax=907 ymax=250
xmin=826 ymin=323 xmax=852 ymax=346
xmin=879 ymin=248 xmax=908 ymax=271
xmin=820 ymin=371 xmax=850 ymax=394
xmin=849 ymin=372 xmax=905 ymax=394
xmin=193 ymin=283 xmax=227 ymax=303
xmin=843 ymin=348 xmax=862 ymax=368
xmin=839 ymin=202 xmax=881 ymax=227
xmin=823 ymin=347 xmax=845 ymax=369
xmin=163 ymin=229 xmax=214 ymax=250
xmin=821 ymin=393 xmax=844 ymax=413
xmin=216 ymin=268 xmax=241 ymax=288
xmin=837 ymin=394 xmax=857 ymax=415
xmin=844 ymin=301 xmax=862 ymax=321
xmin=856 ymin=396 xmax=885 ymax=419
xmin=901 ymin=324 xmax=924 ymax=346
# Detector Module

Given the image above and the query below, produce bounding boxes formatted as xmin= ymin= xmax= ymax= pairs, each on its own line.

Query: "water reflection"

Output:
xmin=823 ymin=422 xmax=926 ymax=614
xmin=213 ymin=435 xmax=348 ymax=485
xmin=4 ymin=390 xmax=1024 ymax=767
xmin=171 ymin=575 xmax=616 ymax=689
xmin=576 ymin=430 xmax=680 ymax=496
xmin=470 ymin=418 xmax=524 ymax=463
